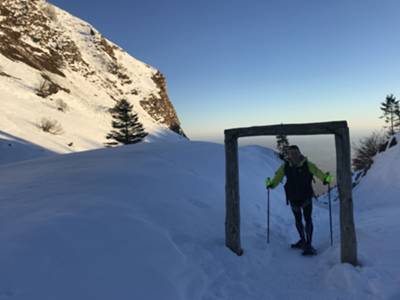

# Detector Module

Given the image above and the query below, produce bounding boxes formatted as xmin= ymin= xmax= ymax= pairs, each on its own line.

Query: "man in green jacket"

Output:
xmin=266 ymin=145 xmax=333 ymax=255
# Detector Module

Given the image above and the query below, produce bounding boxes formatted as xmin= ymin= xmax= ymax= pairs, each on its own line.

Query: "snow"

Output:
xmin=1 ymin=1 xmax=399 ymax=298
xmin=0 ymin=0 xmax=183 ymax=154
xmin=0 ymin=132 xmax=54 ymax=165
xmin=0 ymin=139 xmax=398 ymax=299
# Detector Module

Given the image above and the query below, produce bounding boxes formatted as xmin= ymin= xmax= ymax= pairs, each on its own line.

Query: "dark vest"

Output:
xmin=284 ymin=159 xmax=314 ymax=205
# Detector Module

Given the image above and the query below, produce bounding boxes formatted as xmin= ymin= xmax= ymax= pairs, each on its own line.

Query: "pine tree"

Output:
xmin=396 ymin=102 xmax=400 ymax=131
xmin=106 ymin=99 xmax=148 ymax=146
xmin=276 ymin=134 xmax=290 ymax=160
xmin=380 ymin=94 xmax=400 ymax=136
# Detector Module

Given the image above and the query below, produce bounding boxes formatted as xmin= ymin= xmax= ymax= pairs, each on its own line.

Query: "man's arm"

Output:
xmin=267 ymin=163 xmax=285 ymax=188
xmin=307 ymin=161 xmax=327 ymax=182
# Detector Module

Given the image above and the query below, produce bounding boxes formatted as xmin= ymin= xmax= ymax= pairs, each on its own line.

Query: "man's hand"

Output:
xmin=265 ymin=177 xmax=273 ymax=189
xmin=323 ymin=173 xmax=333 ymax=185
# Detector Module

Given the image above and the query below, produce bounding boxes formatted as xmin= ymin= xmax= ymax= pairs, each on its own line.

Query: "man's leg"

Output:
xmin=291 ymin=204 xmax=305 ymax=244
xmin=303 ymin=201 xmax=313 ymax=246
xmin=302 ymin=200 xmax=316 ymax=255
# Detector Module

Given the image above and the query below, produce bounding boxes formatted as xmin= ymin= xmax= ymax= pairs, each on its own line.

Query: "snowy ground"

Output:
xmin=0 ymin=132 xmax=55 ymax=165
xmin=0 ymin=139 xmax=398 ymax=299
xmin=0 ymin=0 xmax=185 ymax=154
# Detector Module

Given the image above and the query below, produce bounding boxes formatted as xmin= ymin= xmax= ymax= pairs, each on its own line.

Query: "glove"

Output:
xmin=323 ymin=173 xmax=333 ymax=185
xmin=265 ymin=177 xmax=273 ymax=189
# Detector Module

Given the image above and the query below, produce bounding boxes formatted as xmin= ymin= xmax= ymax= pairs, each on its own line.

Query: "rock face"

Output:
xmin=0 ymin=0 xmax=186 ymax=152
xmin=141 ymin=71 xmax=187 ymax=138
xmin=0 ymin=0 xmax=67 ymax=77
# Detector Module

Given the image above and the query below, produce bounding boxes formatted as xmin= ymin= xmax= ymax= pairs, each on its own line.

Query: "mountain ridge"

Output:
xmin=0 ymin=0 xmax=186 ymax=153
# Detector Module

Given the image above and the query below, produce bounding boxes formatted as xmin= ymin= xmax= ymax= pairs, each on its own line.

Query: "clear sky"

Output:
xmin=49 ymin=0 xmax=400 ymax=141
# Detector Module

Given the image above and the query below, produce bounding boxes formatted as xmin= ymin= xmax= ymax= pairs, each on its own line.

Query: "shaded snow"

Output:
xmin=0 ymin=139 xmax=398 ymax=299
xmin=0 ymin=132 xmax=55 ymax=165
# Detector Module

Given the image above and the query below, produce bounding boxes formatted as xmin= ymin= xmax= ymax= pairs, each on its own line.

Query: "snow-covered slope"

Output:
xmin=347 ymin=133 xmax=400 ymax=300
xmin=316 ymin=133 xmax=400 ymax=299
xmin=0 ymin=139 xmax=399 ymax=299
xmin=0 ymin=132 xmax=55 ymax=165
xmin=0 ymin=0 xmax=185 ymax=154
xmin=352 ymin=133 xmax=400 ymax=210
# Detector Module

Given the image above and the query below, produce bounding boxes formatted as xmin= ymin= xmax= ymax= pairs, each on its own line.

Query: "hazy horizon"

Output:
xmin=190 ymin=127 xmax=387 ymax=195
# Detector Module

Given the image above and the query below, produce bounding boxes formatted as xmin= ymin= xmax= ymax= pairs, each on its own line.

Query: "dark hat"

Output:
xmin=288 ymin=145 xmax=301 ymax=152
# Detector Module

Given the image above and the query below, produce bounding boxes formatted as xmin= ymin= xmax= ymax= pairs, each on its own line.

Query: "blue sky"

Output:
xmin=50 ymin=0 xmax=400 ymax=141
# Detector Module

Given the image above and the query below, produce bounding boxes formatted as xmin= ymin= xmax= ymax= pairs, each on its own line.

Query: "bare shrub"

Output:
xmin=37 ymin=79 xmax=48 ymax=97
xmin=56 ymin=99 xmax=68 ymax=112
xmin=352 ymin=132 xmax=386 ymax=172
xmin=0 ymin=66 xmax=12 ymax=78
xmin=36 ymin=74 xmax=71 ymax=98
xmin=38 ymin=118 xmax=63 ymax=135
xmin=36 ymin=78 xmax=57 ymax=98
xmin=43 ymin=4 xmax=58 ymax=22
xmin=36 ymin=75 xmax=70 ymax=98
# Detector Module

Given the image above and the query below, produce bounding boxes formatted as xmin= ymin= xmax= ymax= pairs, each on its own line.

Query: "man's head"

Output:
xmin=287 ymin=145 xmax=302 ymax=162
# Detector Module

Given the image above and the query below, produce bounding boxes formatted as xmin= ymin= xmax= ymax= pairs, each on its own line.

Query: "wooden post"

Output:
xmin=224 ymin=133 xmax=243 ymax=255
xmin=335 ymin=127 xmax=358 ymax=265
xmin=224 ymin=121 xmax=357 ymax=264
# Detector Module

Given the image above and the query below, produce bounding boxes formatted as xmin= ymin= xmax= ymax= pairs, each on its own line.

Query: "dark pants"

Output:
xmin=290 ymin=199 xmax=313 ymax=245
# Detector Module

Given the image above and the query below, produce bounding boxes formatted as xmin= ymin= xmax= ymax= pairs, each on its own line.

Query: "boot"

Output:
xmin=291 ymin=239 xmax=306 ymax=249
xmin=302 ymin=243 xmax=317 ymax=256
xmin=302 ymin=221 xmax=316 ymax=255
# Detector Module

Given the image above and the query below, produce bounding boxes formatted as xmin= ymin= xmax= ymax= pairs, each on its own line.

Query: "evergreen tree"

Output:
xmin=380 ymin=94 xmax=400 ymax=136
xmin=276 ymin=134 xmax=290 ymax=160
xmin=396 ymin=103 xmax=400 ymax=131
xmin=106 ymin=99 xmax=148 ymax=146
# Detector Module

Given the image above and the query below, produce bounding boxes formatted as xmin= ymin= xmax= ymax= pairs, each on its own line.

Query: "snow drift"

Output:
xmin=0 ymin=138 xmax=398 ymax=299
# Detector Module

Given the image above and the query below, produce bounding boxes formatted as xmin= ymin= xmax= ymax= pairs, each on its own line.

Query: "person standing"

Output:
xmin=266 ymin=145 xmax=333 ymax=255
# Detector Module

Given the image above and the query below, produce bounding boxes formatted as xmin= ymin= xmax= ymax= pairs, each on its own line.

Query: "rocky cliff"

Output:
xmin=0 ymin=0 xmax=186 ymax=153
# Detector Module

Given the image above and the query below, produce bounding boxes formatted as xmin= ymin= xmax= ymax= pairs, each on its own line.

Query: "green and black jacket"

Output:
xmin=269 ymin=156 xmax=327 ymax=205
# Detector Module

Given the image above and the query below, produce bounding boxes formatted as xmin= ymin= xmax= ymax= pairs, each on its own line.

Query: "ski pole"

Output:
xmin=328 ymin=177 xmax=333 ymax=247
xmin=267 ymin=180 xmax=270 ymax=244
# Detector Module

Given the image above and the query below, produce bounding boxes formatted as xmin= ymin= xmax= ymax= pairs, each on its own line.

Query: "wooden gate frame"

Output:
xmin=224 ymin=121 xmax=358 ymax=265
